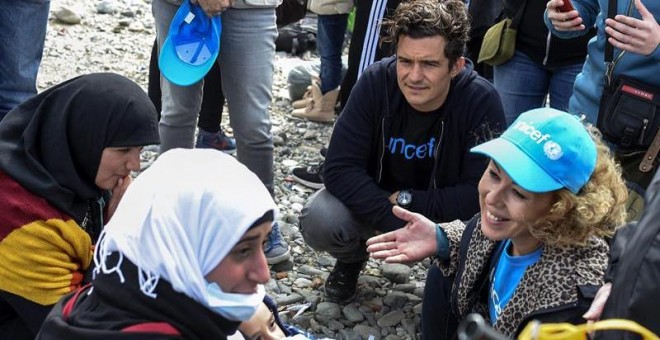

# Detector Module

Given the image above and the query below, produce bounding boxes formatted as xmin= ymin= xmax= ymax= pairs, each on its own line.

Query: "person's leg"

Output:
xmin=147 ymin=39 xmax=162 ymax=116
xmin=195 ymin=64 xmax=237 ymax=153
xmin=340 ymin=0 xmax=386 ymax=109
xmin=0 ymin=0 xmax=50 ymax=120
xmin=198 ymin=63 xmax=224 ymax=134
xmin=300 ymin=189 xmax=370 ymax=263
xmin=547 ymin=62 xmax=583 ymax=113
xmin=218 ymin=8 xmax=276 ymax=191
xmin=300 ymin=189 xmax=371 ymax=302
xmin=153 ymin=0 xmax=204 ymax=153
xmin=318 ymin=14 xmax=348 ymax=94
xmin=493 ymin=50 xmax=550 ymax=126
xmin=421 ymin=265 xmax=459 ymax=339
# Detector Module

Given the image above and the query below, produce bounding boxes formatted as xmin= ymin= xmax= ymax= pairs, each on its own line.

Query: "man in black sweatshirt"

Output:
xmin=299 ymin=0 xmax=506 ymax=302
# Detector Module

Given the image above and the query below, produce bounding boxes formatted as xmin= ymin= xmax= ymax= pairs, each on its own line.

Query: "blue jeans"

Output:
xmin=493 ymin=50 xmax=583 ymax=126
xmin=153 ymin=0 xmax=277 ymax=190
xmin=317 ymin=14 xmax=348 ymax=94
xmin=0 ymin=0 xmax=50 ymax=120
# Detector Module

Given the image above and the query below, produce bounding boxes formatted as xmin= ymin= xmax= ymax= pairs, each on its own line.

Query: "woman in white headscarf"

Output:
xmin=37 ymin=149 xmax=277 ymax=339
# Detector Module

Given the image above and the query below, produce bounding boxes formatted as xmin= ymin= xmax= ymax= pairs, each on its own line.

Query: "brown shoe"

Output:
xmin=291 ymin=75 xmax=320 ymax=109
xmin=292 ymin=83 xmax=338 ymax=123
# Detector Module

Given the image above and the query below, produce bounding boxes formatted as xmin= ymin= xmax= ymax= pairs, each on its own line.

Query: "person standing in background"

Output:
xmin=0 ymin=0 xmax=51 ymax=121
xmin=494 ymin=0 xmax=594 ymax=126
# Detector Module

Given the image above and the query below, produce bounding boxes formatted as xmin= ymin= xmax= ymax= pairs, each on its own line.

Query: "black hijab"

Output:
xmin=0 ymin=73 xmax=160 ymax=223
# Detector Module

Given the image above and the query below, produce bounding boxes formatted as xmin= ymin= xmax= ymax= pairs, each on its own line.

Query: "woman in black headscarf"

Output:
xmin=0 ymin=73 xmax=160 ymax=339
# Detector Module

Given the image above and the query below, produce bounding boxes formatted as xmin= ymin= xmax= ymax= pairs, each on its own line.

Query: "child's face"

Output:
xmin=239 ymin=303 xmax=286 ymax=340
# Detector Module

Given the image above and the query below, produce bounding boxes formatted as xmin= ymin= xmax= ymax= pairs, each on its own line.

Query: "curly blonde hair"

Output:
xmin=530 ymin=126 xmax=628 ymax=247
xmin=381 ymin=0 xmax=470 ymax=67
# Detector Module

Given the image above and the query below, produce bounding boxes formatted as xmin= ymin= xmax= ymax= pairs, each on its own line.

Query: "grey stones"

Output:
xmin=53 ymin=7 xmax=82 ymax=24
xmin=382 ymin=263 xmax=413 ymax=284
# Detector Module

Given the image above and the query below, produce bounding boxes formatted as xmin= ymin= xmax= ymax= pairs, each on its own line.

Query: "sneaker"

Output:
xmin=264 ymin=222 xmax=291 ymax=265
xmin=195 ymin=129 xmax=237 ymax=155
xmin=291 ymin=161 xmax=324 ymax=189
xmin=324 ymin=260 xmax=366 ymax=303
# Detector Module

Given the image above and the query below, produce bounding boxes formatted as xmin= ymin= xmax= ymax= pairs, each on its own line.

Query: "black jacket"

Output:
xmin=596 ymin=171 xmax=660 ymax=338
xmin=504 ymin=0 xmax=595 ymax=68
xmin=324 ymin=57 xmax=506 ymax=232
xmin=36 ymin=254 xmax=238 ymax=340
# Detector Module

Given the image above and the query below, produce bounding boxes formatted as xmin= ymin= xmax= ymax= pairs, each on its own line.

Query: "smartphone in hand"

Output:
xmin=557 ymin=0 xmax=574 ymax=12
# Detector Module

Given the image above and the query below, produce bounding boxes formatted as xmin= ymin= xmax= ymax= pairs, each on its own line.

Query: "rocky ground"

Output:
xmin=39 ymin=1 xmax=429 ymax=339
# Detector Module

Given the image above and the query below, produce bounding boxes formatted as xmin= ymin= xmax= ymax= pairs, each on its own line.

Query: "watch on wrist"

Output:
xmin=396 ymin=189 xmax=413 ymax=208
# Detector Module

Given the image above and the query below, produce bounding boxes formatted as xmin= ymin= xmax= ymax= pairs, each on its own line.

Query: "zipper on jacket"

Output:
xmin=542 ymin=32 xmax=552 ymax=66
xmin=430 ymin=121 xmax=445 ymax=189
xmin=377 ymin=118 xmax=386 ymax=183
xmin=607 ymin=1 xmax=636 ymax=84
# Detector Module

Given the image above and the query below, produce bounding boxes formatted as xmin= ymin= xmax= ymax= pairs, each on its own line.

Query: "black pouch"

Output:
xmin=597 ymin=75 xmax=660 ymax=149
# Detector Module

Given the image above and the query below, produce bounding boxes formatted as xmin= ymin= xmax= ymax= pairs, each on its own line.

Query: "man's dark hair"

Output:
xmin=381 ymin=0 xmax=470 ymax=67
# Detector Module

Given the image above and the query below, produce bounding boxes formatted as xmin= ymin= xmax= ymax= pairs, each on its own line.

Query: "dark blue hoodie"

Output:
xmin=324 ymin=56 xmax=506 ymax=232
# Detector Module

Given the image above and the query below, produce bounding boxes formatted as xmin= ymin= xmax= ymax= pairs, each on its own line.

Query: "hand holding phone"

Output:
xmin=557 ymin=0 xmax=574 ymax=12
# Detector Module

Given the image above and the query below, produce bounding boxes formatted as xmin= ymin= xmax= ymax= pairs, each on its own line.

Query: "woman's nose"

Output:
xmin=126 ymin=150 xmax=141 ymax=172
xmin=247 ymin=251 xmax=271 ymax=285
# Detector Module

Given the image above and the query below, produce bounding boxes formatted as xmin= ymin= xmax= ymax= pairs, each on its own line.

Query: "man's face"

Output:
xmin=396 ymin=35 xmax=464 ymax=112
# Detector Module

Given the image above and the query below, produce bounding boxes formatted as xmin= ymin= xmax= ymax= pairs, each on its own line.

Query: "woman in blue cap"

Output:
xmin=366 ymin=108 xmax=628 ymax=338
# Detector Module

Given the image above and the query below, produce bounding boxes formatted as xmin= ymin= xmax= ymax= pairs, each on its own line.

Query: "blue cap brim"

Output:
xmin=159 ymin=37 xmax=217 ymax=86
xmin=471 ymin=138 xmax=564 ymax=193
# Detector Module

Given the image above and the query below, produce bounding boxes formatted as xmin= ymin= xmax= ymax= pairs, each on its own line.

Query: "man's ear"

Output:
xmin=451 ymin=57 xmax=466 ymax=77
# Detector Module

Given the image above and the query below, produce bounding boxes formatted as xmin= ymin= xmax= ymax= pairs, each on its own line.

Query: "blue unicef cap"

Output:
xmin=159 ymin=0 xmax=221 ymax=86
xmin=471 ymin=108 xmax=597 ymax=194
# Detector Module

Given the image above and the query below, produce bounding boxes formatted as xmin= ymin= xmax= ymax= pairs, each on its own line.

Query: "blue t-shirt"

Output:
xmin=489 ymin=240 xmax=542 ymax=324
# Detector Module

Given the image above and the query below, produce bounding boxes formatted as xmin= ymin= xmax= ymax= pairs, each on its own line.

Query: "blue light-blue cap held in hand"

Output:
xmin=159 ymin=0 xmax=221 ymax=86
xmin=470 ymin=108 xmax=597 ymax=194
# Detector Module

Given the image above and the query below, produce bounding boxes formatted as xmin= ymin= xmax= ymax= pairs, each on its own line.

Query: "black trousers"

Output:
xmin=422 ymin=264 xmax=459 ymax=339
xmin=339 ymin=0 xmax=399 ymax=110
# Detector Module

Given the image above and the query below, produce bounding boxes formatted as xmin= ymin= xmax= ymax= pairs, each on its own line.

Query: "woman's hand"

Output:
xmin=191 ymin=0 xmax=234 ymax=17
xmin=366 ymin=206 xmax=437 ymax=263
xmin=583 ymin=282 xmax=612 ymax=321
xmin=106 ymin=175 xmax=132 ymax=221
xmin=546 ymin=0 xmax=586 ymax=31
xmin=605 ymin=0 xmax=660 ymax=56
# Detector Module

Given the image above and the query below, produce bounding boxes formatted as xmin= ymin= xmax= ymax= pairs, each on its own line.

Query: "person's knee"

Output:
xmin=299 ymin=189 xmax=357 ymax=252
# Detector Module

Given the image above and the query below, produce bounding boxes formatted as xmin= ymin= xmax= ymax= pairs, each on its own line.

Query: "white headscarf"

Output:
xmin=94 ymin=149 xmax=277 ymax=305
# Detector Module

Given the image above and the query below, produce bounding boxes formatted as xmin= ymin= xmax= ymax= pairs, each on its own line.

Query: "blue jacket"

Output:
xmin=544 ymin=0 xmax=660 ymax=123
xmin=324 ymin=57 xmax=506 ymax=232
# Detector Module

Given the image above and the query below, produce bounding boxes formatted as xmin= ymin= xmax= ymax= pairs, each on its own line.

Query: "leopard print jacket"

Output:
xmin=434 ymin=215 xmax=608 ymax=337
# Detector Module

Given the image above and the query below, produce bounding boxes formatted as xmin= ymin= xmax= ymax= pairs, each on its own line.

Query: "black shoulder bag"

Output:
xmin=597 ymin=0 xmax=660 ymax=196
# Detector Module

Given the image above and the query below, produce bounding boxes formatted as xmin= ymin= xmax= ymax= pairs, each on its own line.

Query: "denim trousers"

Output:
xmin=493 ymin=50 xmax=583 ymax=126
xmin=152 ymin=0 xmax=276 ymax=190
xmin=0 ymin=0 xmax=50 ymax=120
xmin=317 ymin=14 xmax=348 ymax=94
xmin=299 ymin=189 xmax=372 ymax=264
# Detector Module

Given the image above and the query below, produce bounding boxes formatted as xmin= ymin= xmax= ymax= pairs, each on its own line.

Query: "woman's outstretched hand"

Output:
xmin=366 ymin=206 xmax=438 ymax=263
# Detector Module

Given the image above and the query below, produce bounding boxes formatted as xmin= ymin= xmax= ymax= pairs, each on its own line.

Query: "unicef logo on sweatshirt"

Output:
xmin=387 ymin=137 xmax=436 ymax=159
